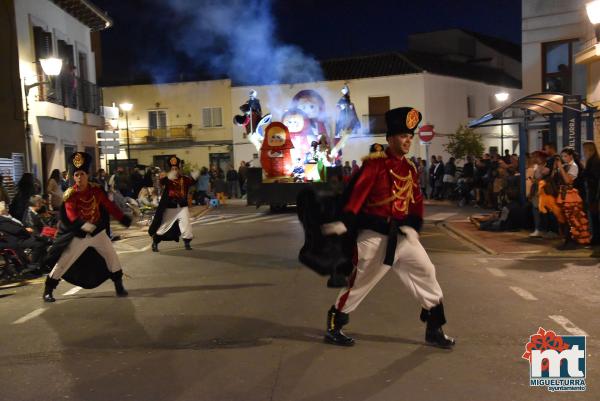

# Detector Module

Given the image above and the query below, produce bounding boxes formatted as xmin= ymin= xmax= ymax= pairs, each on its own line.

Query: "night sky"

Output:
xmin=94 ymin=0 xmax=522 ymax=86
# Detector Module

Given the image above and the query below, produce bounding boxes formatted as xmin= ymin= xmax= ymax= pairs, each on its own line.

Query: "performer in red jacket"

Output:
xmin=43 ymin=152 xmax=132 ymax=302
xmin=149 ymin=156 xmax=196 ymax=251
xmin=321 ymin=107 xmax=455 ymax=348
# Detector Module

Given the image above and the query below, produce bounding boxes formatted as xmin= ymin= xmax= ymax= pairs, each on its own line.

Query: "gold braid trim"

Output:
xmin=366 ymin=168 xmax=415 ymax=214
xmin=63 ymin=187 xmax=74 ymax=201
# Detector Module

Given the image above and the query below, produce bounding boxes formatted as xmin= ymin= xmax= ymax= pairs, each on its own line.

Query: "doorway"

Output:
xmin=209 ymin=153 xmax=231 ymax=174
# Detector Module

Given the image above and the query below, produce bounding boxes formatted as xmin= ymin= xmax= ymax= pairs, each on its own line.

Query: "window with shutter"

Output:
xmin=149 ymin=110 xmax=167 ymax=129
xmin=33 ymin=27 xmax=53 ymax=60
xmin=32 ymin=27 xmax=55 ymax=101
xmin=158 ymin=111 xmax=167 ymax=128
xmin=149 ymin=111 xmax=158 ymax=129
xmin=202 ymin=108 xmax=212 ymax=128
xmin=212 ymin=108 xmax=222 ymax=127
xmin=202 ymin=107 xmax=223 ymax=128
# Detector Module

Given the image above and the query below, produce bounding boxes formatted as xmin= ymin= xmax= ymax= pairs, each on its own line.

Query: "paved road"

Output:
xmin=0 ymin=204 xmax=598 ymax=401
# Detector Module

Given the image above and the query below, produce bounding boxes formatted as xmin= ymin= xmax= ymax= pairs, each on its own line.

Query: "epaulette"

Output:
xmin=405 ymin=157 xmax=417 ymax=171
xmin=361 ymin=151 xmax=387 ymax=162
xmin=63 ymin=187 xmax=75 ymax=201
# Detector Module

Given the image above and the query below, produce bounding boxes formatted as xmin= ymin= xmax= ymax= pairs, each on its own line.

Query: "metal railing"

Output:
xmin=38 ymin=73 xmax=103 ymax=115
xmin=123 ymin=125 xmax=194 ymax=144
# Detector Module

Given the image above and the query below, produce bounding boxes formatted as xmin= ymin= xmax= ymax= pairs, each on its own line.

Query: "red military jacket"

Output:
xmin=64 ymin=183 xmax=125 ymax=224
xmin=160 ymin=175 xmax=195 ymax=205
xmin=344 ymin=148 xmax=424 ymax=222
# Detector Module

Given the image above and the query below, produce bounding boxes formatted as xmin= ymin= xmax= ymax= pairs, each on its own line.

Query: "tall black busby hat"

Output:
xmin=69 ymin=152 xmax=92 ymax=174
xmin=168 ymin=156 xmax=182 ymax=169
xmin=385 ymin=107 xmax=422 ymax=137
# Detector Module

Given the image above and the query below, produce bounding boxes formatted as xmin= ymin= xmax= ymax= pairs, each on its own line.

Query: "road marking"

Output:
xmin=63 ymin=286 xmax=82 ymax=296
xmin=114 ymin=242 xmax=138 ymax=251
xmin=203 ymin=213 xmax=264 ymax=225
xmin=269 ymin=216 xmax=298 ymax=222
xmin=12 ymin=308 xmax=46 ymax=324
xmin=478 ymin=257 xmax=593 ymax=262
xmin=548 ymin=315 xmax=589 ymax=336
xmin=564 ymin=262 xmax=600 ymax=269
xmin=426 ymin=212 xmax=457 ymax=221
xmin=193 ymin=214 xmax=229 ymax=223
xmin=486 ymin=267 xmax=506 ymax=277
xmin=509 ymin=286 xmax=538 ymax=301
xmin=235 ymin=215 xmax=285 ymax=224
xmin=117 ymin=244 xmax=151 ymax=255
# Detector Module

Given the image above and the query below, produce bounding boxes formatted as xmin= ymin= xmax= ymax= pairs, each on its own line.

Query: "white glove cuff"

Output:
xmin=81 ymin=222 xmax=96 ymax=233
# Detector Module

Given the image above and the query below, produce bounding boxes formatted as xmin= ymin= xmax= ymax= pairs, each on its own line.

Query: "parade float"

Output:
xmin=235 ymin=85 xmax=360 ymax=210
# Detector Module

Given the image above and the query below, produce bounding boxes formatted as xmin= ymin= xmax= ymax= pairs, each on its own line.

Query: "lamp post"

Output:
xmin=119 ymin=102 xmax=133 ymax=161
xmin=495 ymin=92 xmax=510 ymax=155
xmin=23 ymin=57 xmax=62 ymax=172
xmin=586 ymin=1 xmax=600 ymax=54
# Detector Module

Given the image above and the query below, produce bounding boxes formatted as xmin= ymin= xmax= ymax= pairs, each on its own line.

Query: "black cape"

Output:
xmin=296 ymin=168 xmax=363 ymax=277
xmin=148 ymin=186 xmax=181 ymax=242
xmin=44 ymin=205 xmax=111 ymax=289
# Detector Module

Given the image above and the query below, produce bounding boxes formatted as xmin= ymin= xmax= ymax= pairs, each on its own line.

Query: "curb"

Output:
xmin=439 ymin=221 xmax=498 ymax=255
xmin=440 ymin=221 xmax=596 ymax=258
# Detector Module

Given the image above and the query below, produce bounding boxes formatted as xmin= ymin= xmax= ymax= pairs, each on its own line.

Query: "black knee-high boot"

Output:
xmin=43 ymin=276 xmax=60 ymax=303
xmin=420 ymin=303 xmax=455 ymax=349
xmin=152 ymin=236 xmax=160 ymax=252
xmin=110 ymin=270 xmax=128 ymax=297
xmin=324 ymin=305 xmax=354 ymax=346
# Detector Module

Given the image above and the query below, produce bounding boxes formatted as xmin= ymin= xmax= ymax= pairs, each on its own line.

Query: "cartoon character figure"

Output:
xmin=335 ymin=84 xmax=360 ymax=138
xmin=260 ymin=122 xmax=294 ymax=180
xmin=290 ymin=90 xmax=330 ymax=144
xmin=282 ymin=108 xmax=312 ymax=162
xmin=233 ymin=89 xmax=263 ymax=136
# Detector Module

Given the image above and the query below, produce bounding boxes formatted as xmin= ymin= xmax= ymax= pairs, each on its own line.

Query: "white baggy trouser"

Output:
xmin=335 ymin=229 xmax=443 ymax=313
xmin=155 ymin=205 xmax=193 ymax=240
xmin=49 ymin=230 xmax=121 ymax=279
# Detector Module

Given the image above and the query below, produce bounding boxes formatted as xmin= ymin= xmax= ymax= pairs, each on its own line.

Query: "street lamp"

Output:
xmin=119 ymin=102 xmax=133 ymax=161
xmin=587 ymin=1 xmax=600 ymax=24
xmin=495 ymin=92 xmax=510 ymax=156
xmin=495 ymin=92 xmax=509 ymax=103
xmin=23 ymin=57 xmax=63 ymax=172
xmin=586 ymin=1 xmax=600 ymax=54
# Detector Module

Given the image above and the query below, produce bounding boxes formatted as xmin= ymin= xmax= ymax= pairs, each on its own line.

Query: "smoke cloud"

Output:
xmin=160 ymin=0 xmax=324 ymax=86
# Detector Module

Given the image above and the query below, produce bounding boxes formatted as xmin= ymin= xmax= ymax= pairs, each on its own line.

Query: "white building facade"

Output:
xmin=102 ymin=80 xmax=233 ymax=172
xmin=14 ymin=0 xmax=111 ymax=184
xmin=232 ymin=73 xmax=521 ymax=167
xmin=521 ymin=0 xmax=600 ymax=150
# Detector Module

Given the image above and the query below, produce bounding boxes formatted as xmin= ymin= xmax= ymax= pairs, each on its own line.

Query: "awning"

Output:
xmin=51 ymin=0 xmax=113 ymax=31
xmin=469 ymin=92 xmax=595 ymax=128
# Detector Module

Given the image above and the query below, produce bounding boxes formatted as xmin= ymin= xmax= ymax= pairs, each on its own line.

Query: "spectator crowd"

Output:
xmin=2 ymin=141 xmax=599 ymax=282
xmin=0 ymin=160 xmax=253 ymax=281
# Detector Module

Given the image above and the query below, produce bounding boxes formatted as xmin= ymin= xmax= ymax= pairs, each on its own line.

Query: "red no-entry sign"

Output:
xmin=418 ymin=124 xmax=435 ymax=143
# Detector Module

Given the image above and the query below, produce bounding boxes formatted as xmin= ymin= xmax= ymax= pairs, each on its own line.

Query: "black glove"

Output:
xmin=120 ymin=215 xmax=132 ymax=228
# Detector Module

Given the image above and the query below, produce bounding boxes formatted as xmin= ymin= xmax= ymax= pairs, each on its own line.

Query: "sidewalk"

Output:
xmin=443 ymin=220 xmax=597 ymax=257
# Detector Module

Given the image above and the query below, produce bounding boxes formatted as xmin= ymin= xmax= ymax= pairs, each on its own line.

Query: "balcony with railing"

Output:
xmin=120 ymin=124 xmax=232 ymax=148
xmin=123 ymin=125 xmax=194 ymax=144
xmin=37 ymin=73 xmax=103 ymax=116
